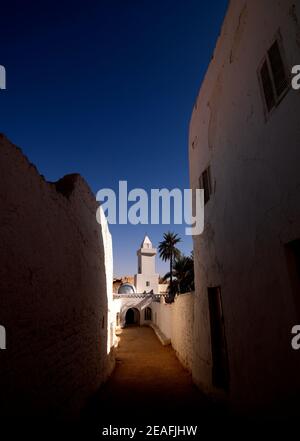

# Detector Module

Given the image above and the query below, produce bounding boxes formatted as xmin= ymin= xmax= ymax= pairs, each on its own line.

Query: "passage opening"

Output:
xmin=125 ymin=308 xmax=140 ymax=326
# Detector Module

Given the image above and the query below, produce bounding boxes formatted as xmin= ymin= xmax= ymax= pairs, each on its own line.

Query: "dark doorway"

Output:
xmin=144 ymin=307 xmax=152 ymax=321
xmin=208 ymin=286 xmax=229 ymax=390
xmin=125 ymin=308 xmax=140 ymax=326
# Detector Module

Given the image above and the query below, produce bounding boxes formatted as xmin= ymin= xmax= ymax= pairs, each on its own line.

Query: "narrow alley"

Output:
xmin=82 ymin=326 xmax=225 ymax=434
xmin=80 ymin=326 xmax=289 ymax=439
xmin=1 ymin=0 xmax=300 ymax=435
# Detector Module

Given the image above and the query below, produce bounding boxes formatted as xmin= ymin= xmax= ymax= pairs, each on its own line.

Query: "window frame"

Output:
xmin=258 ymin=30 xmax=290 ymax=120
xmin=199 ymin=165 xmax=212 ymax=205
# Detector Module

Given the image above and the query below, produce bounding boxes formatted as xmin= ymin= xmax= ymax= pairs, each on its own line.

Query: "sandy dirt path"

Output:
xmin=84 ymin=326 xmax=214 ymax=428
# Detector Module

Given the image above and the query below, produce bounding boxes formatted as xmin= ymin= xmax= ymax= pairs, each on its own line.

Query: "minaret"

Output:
xmin=134 ymin=235 xmax=159 ymax=293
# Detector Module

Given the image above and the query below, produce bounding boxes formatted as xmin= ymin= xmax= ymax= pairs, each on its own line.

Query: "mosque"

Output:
xmin=113 ymin=235 xmax=166 ymax=328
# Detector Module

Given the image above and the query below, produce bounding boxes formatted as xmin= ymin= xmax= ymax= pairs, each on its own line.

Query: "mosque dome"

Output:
xmin=118 ymin=283 xmax=136 ymax=294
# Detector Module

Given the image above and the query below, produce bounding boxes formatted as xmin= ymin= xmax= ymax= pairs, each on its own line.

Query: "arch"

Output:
xmin=125 ymin=308 xmax=140 ymax=326
xmin=144 ymin=307 xmax=152 ymax=321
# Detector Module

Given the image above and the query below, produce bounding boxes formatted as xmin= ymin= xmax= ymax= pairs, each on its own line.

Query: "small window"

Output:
xmin=260 ymin=60 xmax=275 ymax=112
xmin=199 ymin=166 xmax=212 ymax=205
xmin=146 ymin=281 xmax=150 ymax=287
xmin=268 ymin=39 xmax=288 ymax=97
xmin=259 ymin=34 xmax=289 ymax=116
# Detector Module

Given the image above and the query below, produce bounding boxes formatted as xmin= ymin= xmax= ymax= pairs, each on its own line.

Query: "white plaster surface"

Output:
xmin=0 ymin=135 xmax=114 ymax=418
xmin=189 ymin=0 xmax=300 ymax=413
xmin=151 ymin=293 xmax=194 ymax=372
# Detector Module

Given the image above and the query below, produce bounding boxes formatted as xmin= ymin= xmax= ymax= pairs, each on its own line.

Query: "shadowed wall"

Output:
xmin=0 ymin=134 xmax=114 ymax=420
xmin=189 ymin=0 xmax=300 ymax=416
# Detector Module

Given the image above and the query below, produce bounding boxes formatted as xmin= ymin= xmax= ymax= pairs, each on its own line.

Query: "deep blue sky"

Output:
xmin=0 ymin=0 xmax=228 ymax=277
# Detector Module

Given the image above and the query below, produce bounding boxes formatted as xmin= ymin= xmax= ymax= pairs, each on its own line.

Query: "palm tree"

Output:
xmin=163 ymin=253 xmax=194 ymax=295
xmin=158 ymin=232 xmax=181 ymax=302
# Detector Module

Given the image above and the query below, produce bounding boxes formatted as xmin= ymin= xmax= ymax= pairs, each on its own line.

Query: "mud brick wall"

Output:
xmin=0 ymin=134 xmax=114 ymax=419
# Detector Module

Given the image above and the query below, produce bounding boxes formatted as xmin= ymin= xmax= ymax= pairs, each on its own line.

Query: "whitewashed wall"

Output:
xmin=152 ymin=293 xmax=194 ymax=372
xmin=189 ymin=0 xmax=300 ymax=414
xmin=0 ymin=135 xmax=115 ymax=419
xmin=171 ymin=293 xmax=194 ymax=371
xmin=151 ymin=301 xmax=173 ymax=339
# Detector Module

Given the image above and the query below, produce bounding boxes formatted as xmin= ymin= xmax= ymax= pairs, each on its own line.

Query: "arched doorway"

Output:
xmin=125 ymin=308 xmax=140 ymax=326
xmin=144 ymin=307 xmax=152 ymax=321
